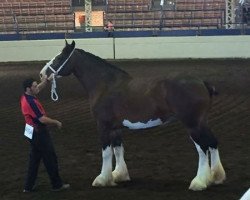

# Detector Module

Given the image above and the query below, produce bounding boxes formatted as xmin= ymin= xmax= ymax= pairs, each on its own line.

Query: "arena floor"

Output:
xmin=0 ymin=59 xmax=250 ymax=200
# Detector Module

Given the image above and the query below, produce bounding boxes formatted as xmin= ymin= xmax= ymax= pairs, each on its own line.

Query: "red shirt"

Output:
xmin=20 ymin=94 xmax=46 ymax=127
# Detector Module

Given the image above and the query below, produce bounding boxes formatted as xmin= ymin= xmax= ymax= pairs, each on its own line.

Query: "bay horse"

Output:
xmin=40 ymin=40 xmax=226 ymax=191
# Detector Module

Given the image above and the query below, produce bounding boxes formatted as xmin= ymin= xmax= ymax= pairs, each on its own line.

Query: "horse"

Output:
xmin=40 ymin=40 xmax=226 ymax=191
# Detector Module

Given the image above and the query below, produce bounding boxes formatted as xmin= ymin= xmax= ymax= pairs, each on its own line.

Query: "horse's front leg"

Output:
xmin=111 ymin=130 xmax=130 ymax=183
xmin=92 ymin=124 xmax=116 ymax=187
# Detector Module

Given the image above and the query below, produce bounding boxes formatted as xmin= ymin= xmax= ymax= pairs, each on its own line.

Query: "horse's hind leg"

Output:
xmin=189 ymin=126 xmax=225 ymax=191
xmin=111 ymin=130 xmax=131 ymax=183
xmin=189 ymin=134 xmax=211 ymax=191
xmin=201 ymin=128 xmax=226 ymax=185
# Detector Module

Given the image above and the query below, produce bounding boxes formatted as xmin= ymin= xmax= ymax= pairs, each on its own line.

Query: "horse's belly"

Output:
xmin=122 ymin=118 xmax=163 ymax=130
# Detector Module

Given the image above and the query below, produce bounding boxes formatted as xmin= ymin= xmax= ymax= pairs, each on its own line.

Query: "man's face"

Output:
xmin=28 ymin=81 xmax=39 ymax=95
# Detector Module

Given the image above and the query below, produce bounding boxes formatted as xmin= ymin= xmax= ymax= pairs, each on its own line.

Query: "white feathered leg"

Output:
xmin=240 ymin=188 xmax=250 ymax=200
xmin=92 ymin=146 xmax=116 ymax=187
xmin=112 ymin=144 xmax=131 ymax=182
xmin=189 ymin=141 xmax=212 ymax=191
xmin=209 ymin=147 xmax=226 ymax=184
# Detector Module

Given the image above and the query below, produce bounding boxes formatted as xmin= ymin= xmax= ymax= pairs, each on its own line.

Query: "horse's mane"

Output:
xmin=76 ymin=48 xmax=131 ymax=78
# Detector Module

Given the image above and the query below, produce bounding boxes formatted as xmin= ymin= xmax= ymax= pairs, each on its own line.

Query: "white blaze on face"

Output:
xmin=122 ymin=118 xmax=163 ymax=129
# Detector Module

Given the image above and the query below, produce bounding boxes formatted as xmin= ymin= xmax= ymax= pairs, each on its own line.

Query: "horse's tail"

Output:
xmin=203 ymin=81 xmax=218 ymax=97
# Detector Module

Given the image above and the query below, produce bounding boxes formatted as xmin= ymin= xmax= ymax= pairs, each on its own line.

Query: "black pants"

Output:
xmin=24 ymin=126 xmax=63 ymax=190
xmin=107 ymin=31 xmax=113 ymax=37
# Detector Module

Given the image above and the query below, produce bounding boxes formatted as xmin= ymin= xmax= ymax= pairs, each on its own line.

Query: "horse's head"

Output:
xmin=40 ymin=40 xmax=75 ymax=79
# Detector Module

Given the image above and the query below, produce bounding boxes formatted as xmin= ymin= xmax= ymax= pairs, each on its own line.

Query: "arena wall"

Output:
xmin=0 ymin=39 xmax=113 ymax=62
xmin=115 ymin=36 xmax=250 ymax=59
xmin=0 ymin=35 xmax=250 ymax=62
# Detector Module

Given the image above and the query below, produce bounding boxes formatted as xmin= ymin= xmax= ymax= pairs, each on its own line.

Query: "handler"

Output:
xmin=20 ymin=75 xmax=70 ymax=192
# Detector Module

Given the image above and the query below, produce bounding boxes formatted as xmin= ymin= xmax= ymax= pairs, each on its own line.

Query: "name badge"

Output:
xmin=24 ymin=124 xmax=34 ymax=139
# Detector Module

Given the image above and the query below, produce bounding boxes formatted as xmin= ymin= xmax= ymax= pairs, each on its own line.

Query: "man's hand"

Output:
xmin=40 ymin=73 xmax=53 ymax=82
xmin=37 ymin=74 xmax=49 ymax=91
xmin=40 ymin=74 xmax=48 ymax=82
xmin=55 ymin=120 xmax=62 ymax=129
xmin=39 ymin=116 xmax=62 ymax=129
xmin=47 ymin=74 xmax=54 ymax=82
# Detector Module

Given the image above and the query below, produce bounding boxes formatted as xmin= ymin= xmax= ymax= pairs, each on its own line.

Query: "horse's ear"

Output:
xmin=71 ymin=40 xmax=75 ymax=49
xmin=65 ymin=39 xmax=69 ymax=46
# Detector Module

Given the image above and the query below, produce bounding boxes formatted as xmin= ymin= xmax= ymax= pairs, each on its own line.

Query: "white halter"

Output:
xmin=44 ymin=47 xmax=75 ymax=101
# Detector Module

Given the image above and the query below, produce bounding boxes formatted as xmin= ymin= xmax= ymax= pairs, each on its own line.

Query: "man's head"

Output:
xmin=23 ymin=78 xmax=39 ymax=95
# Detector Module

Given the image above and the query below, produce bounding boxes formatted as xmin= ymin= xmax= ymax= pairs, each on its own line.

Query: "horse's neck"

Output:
xmin=73 ymin=55 xmax=130 ymax=102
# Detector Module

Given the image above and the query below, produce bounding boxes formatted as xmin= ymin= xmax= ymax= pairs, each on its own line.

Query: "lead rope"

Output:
xmin=51 ymin=73 xmax=58 ymax=101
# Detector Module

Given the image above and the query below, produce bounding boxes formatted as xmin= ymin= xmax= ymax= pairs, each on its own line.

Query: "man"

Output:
xmin=20 ymin=75 xmax=70 ymax=192
xmin=104 ymin=20 xmax=114 ymax=37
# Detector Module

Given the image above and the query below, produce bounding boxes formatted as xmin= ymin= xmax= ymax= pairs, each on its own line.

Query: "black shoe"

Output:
xmin=23 ymin=189 xmax=31 ymax=193
xmin=52 ymin=183 xmax=70 ymax=192
xmin=23 ymin=185 xmax=36 ymax=193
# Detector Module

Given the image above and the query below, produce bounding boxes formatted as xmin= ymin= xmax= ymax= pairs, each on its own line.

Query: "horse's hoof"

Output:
xmin=92 ymin=175 xmax=117 ymax=187
xmin=211 ymin=164 xmax=226 ymax=184
xmin=112 ymin=170 xmax=131 ymax=183
xmin=189 ymin=178 xmax=208 ymax=191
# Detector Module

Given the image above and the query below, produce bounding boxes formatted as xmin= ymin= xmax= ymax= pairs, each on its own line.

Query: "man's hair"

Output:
xmin=23 ymin=78 xmax=36 ymax=91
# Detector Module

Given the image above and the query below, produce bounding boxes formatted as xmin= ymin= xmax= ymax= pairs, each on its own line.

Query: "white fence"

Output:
xmin=1 ymin=36 xmax=250 ymax=62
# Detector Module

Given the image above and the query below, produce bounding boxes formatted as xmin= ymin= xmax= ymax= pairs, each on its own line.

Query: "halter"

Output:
xmin=45 ymin=47 xmax=75 ymax=101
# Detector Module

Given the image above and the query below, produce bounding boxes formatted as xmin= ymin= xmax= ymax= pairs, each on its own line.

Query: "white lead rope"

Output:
xmin=51 ymin=73 xmax=58 ymax=101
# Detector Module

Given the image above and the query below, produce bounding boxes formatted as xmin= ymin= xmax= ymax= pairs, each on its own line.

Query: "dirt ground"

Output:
xmin=0 ymin=59 xmax=250 ymax=200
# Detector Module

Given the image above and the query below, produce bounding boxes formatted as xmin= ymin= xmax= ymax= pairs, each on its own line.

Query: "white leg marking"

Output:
xmin=92 ymin=146 xmax=116 ymax=187
xmin=189 ymin=141 xmax=212 ymax=191
xmin=112 ymin=144 xmax=131 ymax=182
xmin=240 ymin=188 xmax=250 ymax=200
xmin=209 ymin=147 xmax=226 ymax=184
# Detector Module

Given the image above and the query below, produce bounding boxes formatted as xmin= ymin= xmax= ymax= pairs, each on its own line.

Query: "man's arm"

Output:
xmin=37 ymin=75 xmax=49 ymax=91
xmin=37 ymin=74 xmax=54 ymax=91
xmin=39 ymin=116 xmax=62 ymax=129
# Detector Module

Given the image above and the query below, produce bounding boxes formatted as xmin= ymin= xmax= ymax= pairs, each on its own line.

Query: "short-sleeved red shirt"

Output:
xmin=20 ymin=93 xmax=46 ymax=127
